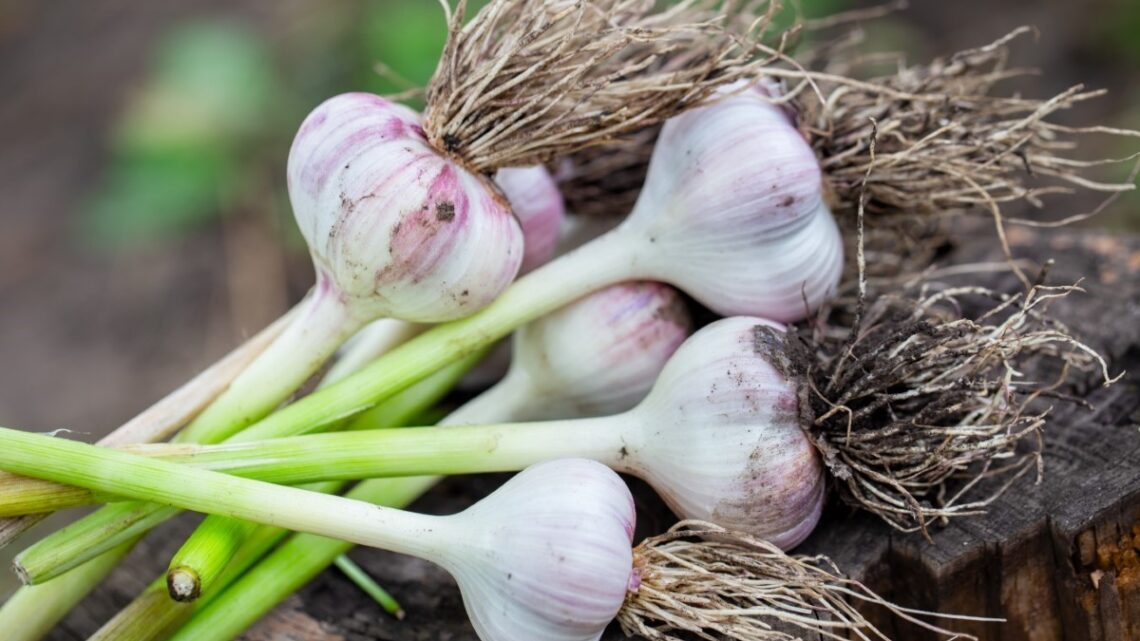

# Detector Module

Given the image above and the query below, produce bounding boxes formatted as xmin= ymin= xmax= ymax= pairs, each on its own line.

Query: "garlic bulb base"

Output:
xmin=288 ymin=93 xmax=524 ymax=324
xmin=441 ymin=459 xmax=635 ymax=641
xmin=620 ymin=317 xmax=826 ymax=549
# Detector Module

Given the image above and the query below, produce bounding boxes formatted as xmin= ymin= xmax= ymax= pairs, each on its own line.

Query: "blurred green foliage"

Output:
xmin=82 ymin=22 xmax=281 ymax=248
xmin=79 ymin=0 xmax=479 ymax=251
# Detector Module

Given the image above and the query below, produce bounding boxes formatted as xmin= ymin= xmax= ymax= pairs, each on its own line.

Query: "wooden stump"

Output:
xmin=39 ymin=226 xmax=1140 ymax=641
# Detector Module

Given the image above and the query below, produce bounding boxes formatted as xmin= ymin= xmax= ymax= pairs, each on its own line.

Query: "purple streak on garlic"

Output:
xmin=437 ymin=459 xmax=634 ymax=641
xmin=616 ymin=316 xmax=824 ymax=549
xmin=494 ymin=166 xmax=565 ymax=274
xmin=288 ymin=92 xmax=524 ymax=322
xmin=324 ymin=164 xmax=563 ymax=384
xmin=602 ymin=84 xmax=843 ymax=322
xmin=451 ymin=282 xmax=691 ymax=423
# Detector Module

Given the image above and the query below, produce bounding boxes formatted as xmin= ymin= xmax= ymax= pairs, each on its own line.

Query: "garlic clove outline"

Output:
xmin=438 ymin=459 xmax=635 ymax=641
xmin=614 ymin=84 xmax=844 ymax=323
xmin=453 ymin=282 xmax=691 ymax=423
xmin=621 ymin=316 xmax=826 ymax=549
xmin=287 ymin=92 xmax=524 ymax=323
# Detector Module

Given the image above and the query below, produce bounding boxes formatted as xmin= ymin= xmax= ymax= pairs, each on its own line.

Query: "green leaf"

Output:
xmin=79 ymin=148 xmax=237 ymax=249
xmin=115 ymin=20 xmax=279 ymax=154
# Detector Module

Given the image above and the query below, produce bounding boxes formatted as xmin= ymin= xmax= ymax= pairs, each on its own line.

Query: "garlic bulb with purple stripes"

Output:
xmin=288 ymin=92 xmax=524 ymax=322
xmin=452 ymin=282 xmax=691 ymax=423
xmin=606 ymin=84 xmax=844 ymax=322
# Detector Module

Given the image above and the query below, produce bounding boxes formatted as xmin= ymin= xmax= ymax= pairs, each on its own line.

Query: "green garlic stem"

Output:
xmin=0 ymin=539 xmax=137 ymax=641
xmin=86 ymin=482 xmax=340 ymax=641
xmin=166 ymin=518 xmax=257 ymax=602
xmin=0 ymin=427 xmax=454 ymax=562
xmin=7 ymin=232 xmax=634 ymax=581
xmin=167 ymin=476 xmax=439 ymax=641
xmin=176 ymin=282 xmax=364 ymax=445
xmin=15 ymin=505 xmax=179 ymax=584
xmin=334 ymin=555 xmax=406 ymax=619
xmin=161 ymin=349 xmax=484 ymax=603
xmin=151 ymin=416 xmax=629 ymax=482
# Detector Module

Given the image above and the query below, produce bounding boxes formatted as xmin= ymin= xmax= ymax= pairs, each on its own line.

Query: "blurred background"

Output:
xmin=0 ymin=0 xmax=1137 ymax=599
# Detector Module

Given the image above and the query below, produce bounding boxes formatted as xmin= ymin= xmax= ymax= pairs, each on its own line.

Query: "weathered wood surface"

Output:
xmin=38 ymin=226 xmax=1140 ymax=641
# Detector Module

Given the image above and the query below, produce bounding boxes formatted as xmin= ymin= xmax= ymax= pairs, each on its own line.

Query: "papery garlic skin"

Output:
xmin=615 ymin=85 xmax=843 ymax=323
xmin=439 ymin=459 xmax=635 ymax=641
xmin=495 ymin=166 xmax=565 ymax=274
xmin=622 ymin=316 xmax=825 ymax=549
xmin=326 ymin=164 xmax=564 ymax=384
xmin=288 ymin=92 xmax=524 ymax=322
xmin=454 ymin=282 xmax=691 ymax=422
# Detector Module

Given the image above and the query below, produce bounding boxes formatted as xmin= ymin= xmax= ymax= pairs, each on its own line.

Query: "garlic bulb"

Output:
xmin=452 ymin=282 xmax=691 ymax=422
xmin=324 ymin=163 xmax=565 ymax=385
xmin=0 ymin=426 xmax=637 ymax=641
xmin=288 ymin=92 xmax=524 ymax=322
xmin=607 ymin=84 xmax=844 ymax=322
xmin=622 ymin=316 xmax=824 ymax=549
xmin=440 ymin=459 xmax=635 ymax=641
xmin=494 ymin=166 xmax=565 ymax=273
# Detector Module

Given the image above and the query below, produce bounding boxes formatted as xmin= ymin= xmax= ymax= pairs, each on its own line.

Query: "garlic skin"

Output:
xmin=287 ymin=93 xmax=524 ymax=322
xmin=494 ymin=166 xmax=565 ymax=274
xmin=326 ymin=164 xmax=564 ymax=384
xmin=453 ymin=282 xmax=691 ymax=422
xmin=439 ymin=459 xmax=635 ymax=641
xmin=622 ymin=316 xmax=825 ymax=549
xmin=616 ymin=85 xmax=843 ymax=323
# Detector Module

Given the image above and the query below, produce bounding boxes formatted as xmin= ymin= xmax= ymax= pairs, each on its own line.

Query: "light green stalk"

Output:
xmin=168 ymin=476 xmax=438 ymax=641
xmin=165 ymin=518 xmax=257 ymax=602
xmin=0 ymin=428 xmax=460 ymax=561
xmin=162 ymin=349 xmax=482 ymax=601
xmin=15 ymin=506 xmax=179 ymax=584
xmin=173 ymin=284 xmax=363 ymax=445
xmin=86 ymin=501 xmax=311 ymax=641
xmin=334 ymin=555 xmax=405 ymax=619
xmin=9 ymin=232 xmax=631 ymax=578
xmin=0 ymin=540 xmax=136 ymax=641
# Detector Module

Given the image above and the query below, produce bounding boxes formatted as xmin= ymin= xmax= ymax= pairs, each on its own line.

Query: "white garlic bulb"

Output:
xmin=617 ymin=316 xmax=825 ymax=548
xmin=324 ymin=164 xmax=566 ymax=385
xmin=451 ymin=282 xmax=692 ymax=423
xmin=608 ymin=84 xmax=844 ymax=323
xmin=437 ymin=459 xmax=635 ymax=641
xmin=287 ymin=93 xmax=524 ymax=323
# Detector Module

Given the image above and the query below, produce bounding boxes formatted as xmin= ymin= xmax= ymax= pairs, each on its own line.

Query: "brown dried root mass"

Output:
xmin=619 ymin=520 xmax=982 ymax=640
xmin=555 ymin=126 xmax=658 ymax=217
xmin=794 ymin=270 xmax=1119 ymax=536
xmin=552 ymin=26 xmax=1138 ymax=249
xmin=778 ymin=27 xmax=1140 ymax=221
xmin=423 ymin=0 xmax=782 ymax=173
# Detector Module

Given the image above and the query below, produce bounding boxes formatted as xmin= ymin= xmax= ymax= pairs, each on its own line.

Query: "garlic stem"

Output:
xmin=166 ymin=476 xmax=440 ymax=641
xmin=149 ymin=417 xmax=630 ymax=481
xmin=0 ymin=540 xmax=137 ymax=641
xmin=322 ymin=319 xmax=425 ymax=387
xmin=9 ymin=350 xmax=483 ymax=585
xmin=175 ymin=276 xmax=366 ymax=444
xmin=0 ymin=428 xmax=454 ymax=562
xmin=0 ymin=432 xmax=636 ymax=641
